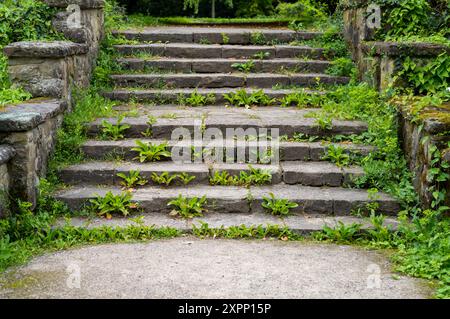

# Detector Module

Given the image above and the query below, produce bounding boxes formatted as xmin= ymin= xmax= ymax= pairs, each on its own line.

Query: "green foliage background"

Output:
xmin=0 ymin=0 xmax=63 ymax=106
xmin=116 ymin=0 xmax=338 ymax=18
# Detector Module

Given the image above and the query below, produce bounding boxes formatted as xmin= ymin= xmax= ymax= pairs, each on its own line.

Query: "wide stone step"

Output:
xmin=114 ymin=43 xmax=324 ymax=59
xmin=113 ymin=27 xmax=321 ymax=44
xmin=88 ymin=109 xmax=367 ymax=138
xmin=54 ymin=184 xmax=400 ymax=216
xmin=80 ymin=139 xmax=375 ymax=162
xmin=111 ymin=73 xmax=349 ymax=89
xmin=55 ymin=213 xmax=400 ymax=235
xmin=58 ymin=161 xmax=364 ymax=187
xmin=117 ymin=58 xmax=331 ymax=73
xmin=103 ymin=88 xmax=322 ymax=104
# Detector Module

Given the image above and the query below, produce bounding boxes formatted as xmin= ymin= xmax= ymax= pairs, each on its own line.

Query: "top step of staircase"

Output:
xmin=113 ymin=27 xmax=322 ymax=45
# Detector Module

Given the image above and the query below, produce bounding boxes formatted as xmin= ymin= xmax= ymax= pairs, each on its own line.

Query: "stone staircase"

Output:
xmin=54 ymin=26 xmax=400 ymax=232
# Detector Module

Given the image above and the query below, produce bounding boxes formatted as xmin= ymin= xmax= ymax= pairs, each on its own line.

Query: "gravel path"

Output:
xmin=0 ymin=238 xmax=432 ymax=299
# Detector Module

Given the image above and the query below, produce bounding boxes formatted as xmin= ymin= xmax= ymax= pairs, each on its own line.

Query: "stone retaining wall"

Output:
xmin=342 ymin=0 xmax=450 ymax=207
xmin=341 ymin=0 xmax=449 ymax=91
xmin=398 ymin=101 xmax=450 ymax=206
xmin=0 ymin=100 xmax=66 ymax=210
xmin=0 ymin=0 xmax=104 ymax=210
xmin=0 ymin=145 xmax=16 ymax=216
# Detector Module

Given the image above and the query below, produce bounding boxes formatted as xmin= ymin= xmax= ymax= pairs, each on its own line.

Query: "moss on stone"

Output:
xmin=419 ymin=105 xmax=450 ymax=126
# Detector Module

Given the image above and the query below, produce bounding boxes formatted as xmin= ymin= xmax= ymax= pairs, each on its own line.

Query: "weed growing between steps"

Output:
xmin=151 ymin=172 xmax=197 ymax=187
xmin=177 ymin=90 xmax=216 ymax=107
xmin=132 ymin=140 xmax=172 ymax=162
xmin=89 ymin=191 xmax=140 ymax=218
xmin=224 ymin=89 xmax=276 ymax=108
xmin=192 ymin=222 xmax=302 ymax=240
xmin=168 ymin=195 xmax=208 ymax=219
xmin=100 ymin=115 xmax=131 ymax=140
xmin=261 ymin=193 xmax=298 ymax=216
xmin=117 ymin=170 xmax=149 ymax=188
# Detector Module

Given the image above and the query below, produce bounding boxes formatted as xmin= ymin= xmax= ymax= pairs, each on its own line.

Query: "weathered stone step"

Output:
xmin=80 ymin=139 xmax=374 ymax=162
xmin=88 ymin=110 xmax=367 ymax=138
xmin=111 ymin=73 xmax=349 ymax=89
xmin=117 ymin=58 xmax=331 ymax=73
xmin=58 ymin=162 xmax=280 ymax=186
xmin=113 ymin=27 xmax=321 ymax=45
xmin=114 ymin=43 xmax=324 ymax=59
xmin=55 ymin=213 xmax=400 ymax=235
xmin=54 ymin=184 xmax=400 ymax=216
xmin=58 ymin=161 xmax=363 ymax=188
xmin=103 ymin=88 xmax=321 ymax=104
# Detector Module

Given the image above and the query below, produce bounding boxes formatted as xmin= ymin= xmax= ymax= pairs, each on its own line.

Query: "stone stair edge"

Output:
xmin=53 ymin=213 xmax=400 ymax=234
xmin=53 ymin=184 xmax=400 ymax=216
xmin=58 ymin=160 xmax=365 ymax=188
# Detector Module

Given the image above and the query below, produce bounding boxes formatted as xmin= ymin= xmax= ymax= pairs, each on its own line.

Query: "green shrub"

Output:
xmin=0 ymin=0 xmax=61 ymax=47
xmin=234 ymin=0 xmax=274 ymax=17
xmin=376 ymin=0 xmax=449 ymax=40
xmin=276 ymin=0 xmax=326 ymax=22
xmin=398 ymin=52 xmax=450 ymax=94
xmin=0 ymin=0 xmax=63 ymax=105
xmin=383 ymin=0 xmax=432 ymax=39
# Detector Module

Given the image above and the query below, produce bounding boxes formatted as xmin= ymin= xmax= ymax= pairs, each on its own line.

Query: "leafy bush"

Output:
xmin=118 ymin=0 xmax=275 ymax=18
xmin=381 ymin=0 xmax=431 ymax=39
xmin=0 ymin=0 xmax=62 ymax=106
xmin=276 ymin=0 xmax=326 ymax=22
xmin=398 ymin=52 xmax=450 ymax=94
xmin=0 ymin=0 xmax=60 ymax=47
xmin=234 ymin=0 xmax=274 ymax=17
xmin=0 ymin=87 xmax=32 ymax=108
xmin=376 ymin=0 xmax=449 ymax=40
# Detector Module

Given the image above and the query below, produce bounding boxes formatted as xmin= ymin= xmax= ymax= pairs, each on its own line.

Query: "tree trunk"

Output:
xmin=211 ymin=0 xmax=216 ymax=18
